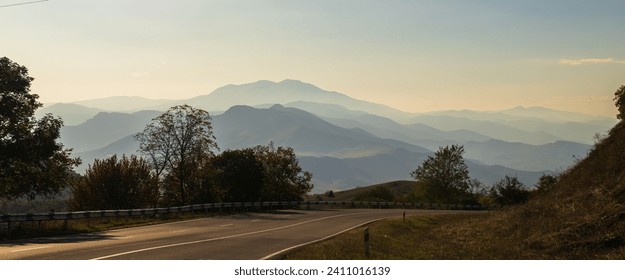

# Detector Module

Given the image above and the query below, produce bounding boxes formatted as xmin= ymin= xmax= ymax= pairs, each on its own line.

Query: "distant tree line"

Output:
xmin=345 ymin=144 xmax=558 ymax=205
xmin=68 ymin=105 xmax=313 ymax=210
xmin=0 ymin=57 xmax=313 ymax=212
xmin=405 ymin=145 xmax=557 ymax=205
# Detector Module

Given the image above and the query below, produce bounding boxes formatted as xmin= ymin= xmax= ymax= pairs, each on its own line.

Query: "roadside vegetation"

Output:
xmin=283 ymin=214 xmax=484 ymax=260
xmin=1 ymin=57 xmax=312 ymax=215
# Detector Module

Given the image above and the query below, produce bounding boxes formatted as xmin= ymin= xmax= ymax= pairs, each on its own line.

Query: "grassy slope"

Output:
xmin=289 ymin=123 xmax=625 ymax=259
xmin=483 ymin=121 xmax=625 ymax=259
xmin=311 ymin=180 xmax=418 ymax=201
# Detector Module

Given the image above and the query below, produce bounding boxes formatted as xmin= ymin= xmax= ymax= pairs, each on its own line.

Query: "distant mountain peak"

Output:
xmin=278 ymin=79 xmax=305 ymax=84
xmin=270 ymin=104 xmax=285 ymax=110
xmin=277 ymin=79 xmax=321 ymax=88
xmin=235 ymin=79 xmax=329 ymax=95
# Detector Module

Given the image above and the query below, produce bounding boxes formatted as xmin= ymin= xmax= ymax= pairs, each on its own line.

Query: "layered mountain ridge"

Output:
xmin=40 ymin=79 xmax=614 ymax=192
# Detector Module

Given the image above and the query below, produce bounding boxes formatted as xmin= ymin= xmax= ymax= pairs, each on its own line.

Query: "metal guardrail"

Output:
xmin=0 ymin=201 xmax=291 ymax=223
xmin=0 ymin=200 xmax=501 ymax=223
xmin=0 ymin=201 xmax=503 ymax=236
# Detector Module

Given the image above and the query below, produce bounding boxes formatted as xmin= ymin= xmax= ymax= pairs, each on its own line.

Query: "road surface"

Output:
xmin=0 ymin=208 xmax=473 ymax=260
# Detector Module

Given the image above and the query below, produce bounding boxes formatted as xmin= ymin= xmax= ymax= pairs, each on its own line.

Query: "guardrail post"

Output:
xmin=364 ymin=226 xmax=370 ymax=258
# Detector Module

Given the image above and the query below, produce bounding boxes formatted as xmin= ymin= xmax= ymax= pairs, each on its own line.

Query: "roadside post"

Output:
xmin=364 ymin=226 xmax=370 ymax=258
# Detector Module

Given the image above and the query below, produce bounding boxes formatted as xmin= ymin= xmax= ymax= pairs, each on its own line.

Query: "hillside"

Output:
xmin=410 ymin=112 xmax=613 ymax=145
xmin=431 ymin=122 xmax=625 ymax=259
xmin=311 ymin=180 xmax=418 ymax=202
xmin=61 ymin=111 xmax=160 ymax=152
xmin=36 ymin=103 xmax=103 ymax=126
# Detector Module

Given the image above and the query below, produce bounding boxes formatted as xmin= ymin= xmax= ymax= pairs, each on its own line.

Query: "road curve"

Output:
xmin=0 ymin=209 xmax=473 ymax=260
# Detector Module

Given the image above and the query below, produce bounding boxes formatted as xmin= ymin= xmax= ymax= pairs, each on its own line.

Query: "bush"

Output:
xmin=69 ymin=155 xmax=158 ymax=210
xmin=489 ymin=175 xmax=531 ymax=205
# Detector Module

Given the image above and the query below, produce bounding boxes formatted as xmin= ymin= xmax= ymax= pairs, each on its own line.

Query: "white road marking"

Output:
xmin=114 ymin=236 xmax=134 ymax=240
xmin=251 ymin=219 xmax=261 ymax=222
xmin=105 ymin=217 xmax=215 ymax=233
xmin=171 ymin=229 xmax=187 ymax=234
xmin=219 ymin=224 xmax=234 ymax=227
xmin=11 ymin=246 xmax=51 ymax=253
xmin=91 ymin=211 xmax=367 ymax=260
xmin=261 ymin=217 xmax=388 ymax=260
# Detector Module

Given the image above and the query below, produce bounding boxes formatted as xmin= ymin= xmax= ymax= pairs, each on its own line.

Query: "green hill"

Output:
xmin=310 ymin=180 xmax=420 ymax=202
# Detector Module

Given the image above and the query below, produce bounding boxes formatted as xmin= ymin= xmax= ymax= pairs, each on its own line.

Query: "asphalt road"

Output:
xmin=0 ymin=208 xmax=471 ymax=260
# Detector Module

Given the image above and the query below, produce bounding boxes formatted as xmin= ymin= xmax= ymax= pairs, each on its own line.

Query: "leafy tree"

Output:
xmin=489 ymin=175 xmax=531 ymax=205
xmin=468 ymin=179 xmax=488 ymax=196
xmin=466 ymin=179 xmax=488 ymax=205
xmin=211 ymin=148 xmax=264 ymax=202
xmin=614 ymin=85 xmax=625 ymax=120
xmin=410 ymin=145 xmax=471 ymax=203
xmin=326 ymin=190 xmax=335 ymax=198
xmin=136 ymin=104 xmax=218 ymax=205
xmin=401 ymin=181 xmax=428 ymax=203
xmin=69 ymin=155 xmax=158 ymax=211
xmin=534 ymin=174 xmax=557 ymax=194
xmin=253 ymin=144 xmax=313 ymax=201
xmin=0 ymin=57 xmax=80 ymax=200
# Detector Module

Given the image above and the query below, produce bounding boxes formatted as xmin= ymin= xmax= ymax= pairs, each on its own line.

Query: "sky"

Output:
xmin=1 ymin=0 xmax=624 ymax=117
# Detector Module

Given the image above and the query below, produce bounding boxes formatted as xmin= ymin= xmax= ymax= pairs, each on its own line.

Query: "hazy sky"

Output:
xmin=2 ymin=0 xmax=624 ymax=117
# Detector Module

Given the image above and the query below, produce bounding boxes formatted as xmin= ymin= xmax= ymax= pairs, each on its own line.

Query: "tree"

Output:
xmin=253 ymin=144 xmax=313 ymax=201
xmin=136 ymin=104 xmax=218 ymax=205
xmin=325 ymin=190 xmax=335 ymax=198
xmin=69 ymin=155 xmax=158 ymax=210
xmin=210 ymin=148 xmax=264 ymax=202
xmin=410 ymin=145 xmax=471 ymax=203
xmin=614 ymin=85 xmax=625 ymax=120
xmin=534 ymin=174 xmax=557 ymax=194
xmin=489 ymin=175 xmax=531 ymax=205
xmin=0 ymin=57 xmax=80 ymax=200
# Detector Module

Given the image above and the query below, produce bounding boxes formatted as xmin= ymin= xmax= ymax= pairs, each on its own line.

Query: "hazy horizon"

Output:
xmin=38 ymin=79 xmax=617 ymax=119
xmin=3 ymin=0 xmax=624 ymax=117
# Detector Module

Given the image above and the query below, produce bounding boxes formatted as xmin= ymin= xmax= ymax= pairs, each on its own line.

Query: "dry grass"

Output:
xmin=284 ymin=214 xmax=503 ymax=260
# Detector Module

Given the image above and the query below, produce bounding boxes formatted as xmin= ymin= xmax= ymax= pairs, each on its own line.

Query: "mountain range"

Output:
xmin=39 ymin=79 xmax=615 ymax=192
